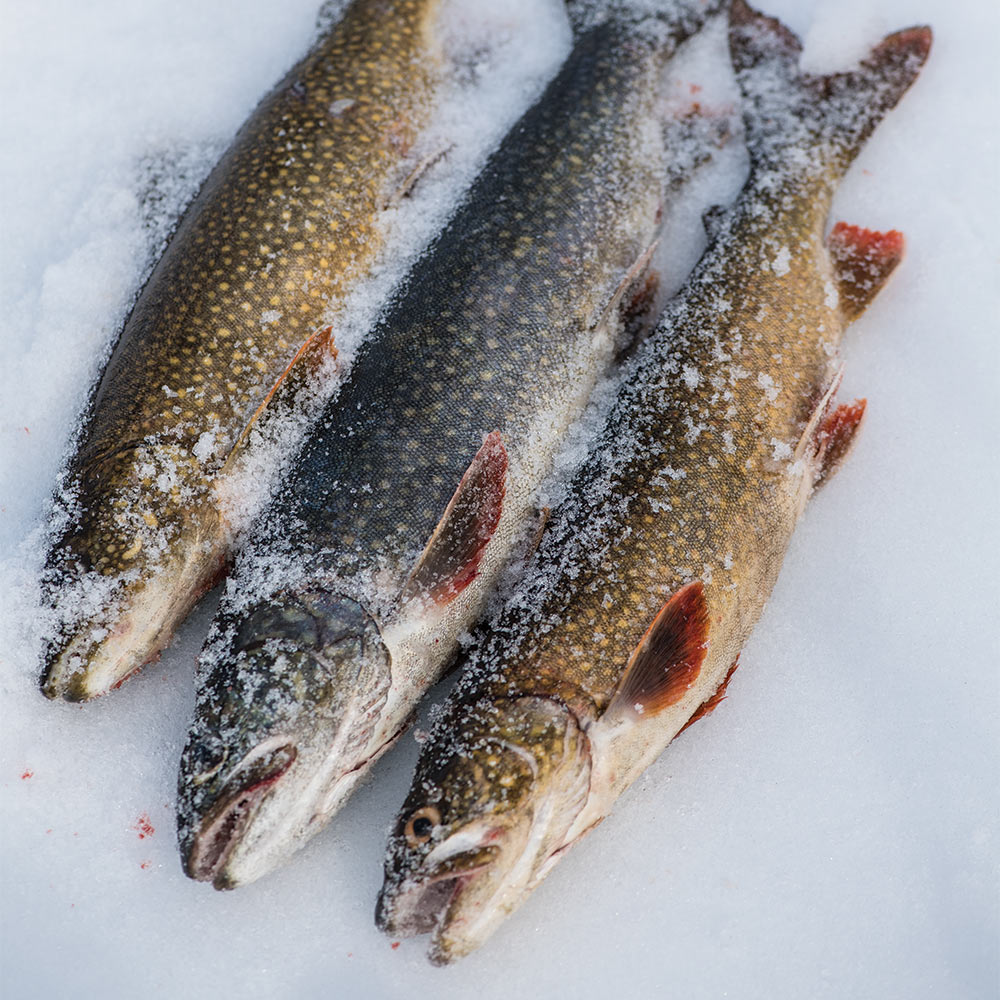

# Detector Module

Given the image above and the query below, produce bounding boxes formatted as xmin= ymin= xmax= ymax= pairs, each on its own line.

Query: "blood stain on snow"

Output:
xmin=140 ymin=861 xmax=151 ymax=870
xmin=391 ymin=942 xmax=400 ymax=950
xmin=132 ymin=813 xmax=155 ymax=839
xmin=21 ymin=770 xmax=33 ymax=779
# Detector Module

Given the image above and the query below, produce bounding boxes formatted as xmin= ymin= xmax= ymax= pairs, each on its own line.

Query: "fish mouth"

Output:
xmin=40 ymin=542 xmax=226 ymax=702
xmin=376 ymin=847 xmax=499 ymax=956
xmin=183 ymin=743 xmax=297 ymax=889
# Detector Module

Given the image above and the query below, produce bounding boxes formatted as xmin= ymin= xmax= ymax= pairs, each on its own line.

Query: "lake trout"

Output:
xmin=177 ymin=0 xmax=722 ymax=889
xmin=40 ymin=0 xmax=453 ymax=701
xmin=376 ymin=0 xmax=931 ymax=963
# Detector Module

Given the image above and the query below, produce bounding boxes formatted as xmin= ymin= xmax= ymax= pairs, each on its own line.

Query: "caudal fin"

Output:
xmin=728 ymin=0 xmax=931 ymax=178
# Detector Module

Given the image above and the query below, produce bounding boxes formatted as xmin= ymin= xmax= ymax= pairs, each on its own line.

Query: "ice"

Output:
xmin=1 ymin=0 xmax=998 ymax=998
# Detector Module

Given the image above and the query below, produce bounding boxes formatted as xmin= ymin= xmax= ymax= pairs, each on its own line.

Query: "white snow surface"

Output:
xmin=1 ymin=0 xmax=997 ymax=997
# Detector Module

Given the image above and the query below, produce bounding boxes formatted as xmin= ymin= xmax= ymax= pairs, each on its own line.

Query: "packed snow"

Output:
xmin=1 ymin=0 xmax=997 ymax=997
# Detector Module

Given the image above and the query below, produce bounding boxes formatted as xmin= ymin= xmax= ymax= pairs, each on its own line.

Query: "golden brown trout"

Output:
xmin=377 ymin=0 xmax=932 ymax=963
xmin=39 ymin=0 xmax=452 ymax=701
xmin=176 ymin=0 xmax=722 ymax=890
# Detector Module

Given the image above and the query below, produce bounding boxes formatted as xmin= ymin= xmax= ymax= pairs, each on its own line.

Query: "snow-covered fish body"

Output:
xmin=40 ymin=0 xmax=450 ymax=702
xmin=178 ymin=1 xmax=721 ymax=890
xmin=377 ymin=1 xmax=931 ymax=964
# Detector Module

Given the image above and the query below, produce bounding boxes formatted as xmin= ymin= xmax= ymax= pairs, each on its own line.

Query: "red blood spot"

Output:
xmin=391 ymin=942 xmax=400 ymax=950
xmin=23 ymin=427 xmax=29 ymax=434
xmin=140 ymin=861 xmax=151 ymax=870
xmin=45 ymin=829 xmax=52 ymax=834
xmin=132 ymin=813 xmax=155 ymax=839
xmin=689 ymin=82 xmax=702 ymax=94
xmin=21 ymin=770 xmax=33 ymax=780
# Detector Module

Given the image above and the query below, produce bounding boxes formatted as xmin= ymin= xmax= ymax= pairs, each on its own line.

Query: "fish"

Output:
xmin=176 ymin=0 xmax=723 ymax=890
xmin=39 ymin=0 xmax=454 ymax=702
xmin=376 ymin=0 xmax=932 ymax=964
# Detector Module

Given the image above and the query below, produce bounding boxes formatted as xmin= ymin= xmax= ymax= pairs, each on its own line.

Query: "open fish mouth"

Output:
xmin=183 ymin=743 xmax=297 ymax=888
xmin=376 ymin=847 xmax=498 ymax=945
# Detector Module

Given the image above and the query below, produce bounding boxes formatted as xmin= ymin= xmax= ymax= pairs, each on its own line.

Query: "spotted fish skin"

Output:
xmin=178 ymin=1 xmax=720 ymax=890
xmin=378 ymin=2 xmax=932 ymax=964
xmin=40 ymin=0 xmax=448 ymax=702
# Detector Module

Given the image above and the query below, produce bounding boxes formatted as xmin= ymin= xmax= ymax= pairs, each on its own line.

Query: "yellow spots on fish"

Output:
xmin=121 ymin=536 xmax=143 ymax=561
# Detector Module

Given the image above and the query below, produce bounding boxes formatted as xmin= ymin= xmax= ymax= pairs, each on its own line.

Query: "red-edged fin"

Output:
xmin=827 ymin=222 xmax=904 ymax=323
xmin=222 ymin=325 xmax=337 ymax=469
xmin=677 ymin=656 xmax=740 ymax=738
xmin=401 ymin=431 xmax=507 ymax=607
xmin=815 ymin=399 xmax=867 ymax=487
xmin=604 ymin=581 xmax=709 ymax=722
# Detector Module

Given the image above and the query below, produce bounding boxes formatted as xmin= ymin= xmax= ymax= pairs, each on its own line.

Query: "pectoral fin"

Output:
xmin=827 ymin=222 xmax=904 ymax=323
xmin=401 ymin=431 xmax=508 ymax=607
xmin=604 ymin=581 xmax=709 ymax=722
xmin=222 ymin=325 xmax=337 ymax=472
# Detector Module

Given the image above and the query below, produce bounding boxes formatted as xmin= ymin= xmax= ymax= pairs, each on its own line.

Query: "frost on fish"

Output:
xmin=376 ymin=0 xmax=932 ymax=964
xmin=177 ymin=0 xmax=726 ymax=890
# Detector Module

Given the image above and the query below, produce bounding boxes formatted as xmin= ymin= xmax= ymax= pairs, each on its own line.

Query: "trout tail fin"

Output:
xmin=729 ymin=0 xmax=931 ymax=178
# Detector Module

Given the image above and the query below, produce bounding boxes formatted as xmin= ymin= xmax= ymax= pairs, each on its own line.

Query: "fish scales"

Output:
xmin=40 ymin=0 xmax=447 ymax=701
xmin=377 ymin=0 xmax=931 ymax=964
xmin=178 ymin=1 xmax=719 ymax=890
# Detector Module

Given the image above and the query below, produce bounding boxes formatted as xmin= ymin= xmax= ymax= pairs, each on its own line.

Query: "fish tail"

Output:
xmin=728 ymin=0 xmax=931 ymax=178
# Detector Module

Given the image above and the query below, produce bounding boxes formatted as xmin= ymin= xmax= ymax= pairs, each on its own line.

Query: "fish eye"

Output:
xmin=404 ymin=805 xmax=441 ymax=847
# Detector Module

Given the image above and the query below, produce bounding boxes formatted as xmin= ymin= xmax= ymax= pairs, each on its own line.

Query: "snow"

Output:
xmin=1 ymin=0 xmax=998 ymax=997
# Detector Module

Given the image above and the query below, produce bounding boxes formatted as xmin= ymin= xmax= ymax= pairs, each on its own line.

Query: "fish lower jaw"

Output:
xmin=215 ymin=723 xmax=406 ymax=889
xmin=40 ymin=545 xmax=225 ymax=701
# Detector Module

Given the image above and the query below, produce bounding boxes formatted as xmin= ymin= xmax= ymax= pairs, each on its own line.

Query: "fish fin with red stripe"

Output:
xmin=827 ymin=222 xmax=904 ymax=323
xmin=604 ymin=581 xmax=709 ymax=722
xmin=401 ymin=431 xmax=508 ymax=608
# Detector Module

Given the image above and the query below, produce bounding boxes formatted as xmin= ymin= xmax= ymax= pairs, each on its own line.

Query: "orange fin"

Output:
xmin=222 ymin=325 xmax=337 ymax=469
xmin=827 ymin=222 xmax=904 ymax=323
xmin=401 ymin=431 xmax=508 ymax=607
xmin=815 ymin=399 xmax=867 ymax=487
xmin=604 ymin=581 xmax=709 ymax=722
xmin=677 ymin=656 xmax=740 ymax=738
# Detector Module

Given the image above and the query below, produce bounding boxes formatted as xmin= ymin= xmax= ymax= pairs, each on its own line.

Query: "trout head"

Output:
xmin=376 ymin=695 xmax=592 ymax=964
xmin=177 ymin=588 xmax=391 ymax=889
xmin=40 ymin=440 xmax=225 ymax=701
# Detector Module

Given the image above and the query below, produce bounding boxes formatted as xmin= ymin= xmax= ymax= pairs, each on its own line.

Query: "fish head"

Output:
xmin=376 ymin=695 xmax=592 ymax=964
xmin=178 ymin=588 xmax=391 ymax=888
xmin=40 ymin=439 xmax=225 ymax=700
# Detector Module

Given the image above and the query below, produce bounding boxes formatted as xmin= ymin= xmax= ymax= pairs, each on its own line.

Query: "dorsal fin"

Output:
xmin=604 ymin=581 xmax=709 ymax=722
xmin=221 ymin=325 xmax=337 ymax=471
xmin=827 ymin=222 xmax=904 ymax=323
xmin=401 ymin=432 xmax=507 ymax=607
xmin=677 ymin=656 xmax=740 ymax=738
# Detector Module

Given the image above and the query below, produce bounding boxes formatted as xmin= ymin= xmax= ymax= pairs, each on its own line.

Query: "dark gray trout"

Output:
xmin=40 ymin=0 xmax=453 ymax=701
xmin=177 ymin=0 xmax=721 ymax=889
xmin=377 ymin=1 xmax=931 ymax=963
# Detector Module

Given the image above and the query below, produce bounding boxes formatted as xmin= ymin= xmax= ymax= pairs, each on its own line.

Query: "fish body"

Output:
xmin=377 ymin=1 xmax=931 ymax=963
xmin=40 ymin=0 xmax=449 ymax=701
xmin=177 ymin=0 xmax=720 ymax=889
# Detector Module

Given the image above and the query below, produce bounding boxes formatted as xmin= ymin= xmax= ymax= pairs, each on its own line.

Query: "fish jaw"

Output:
xmin=377 ymin=696 xmax=592 ymax=964
xmin=177 ymin=590 xmax=392 ymax=888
